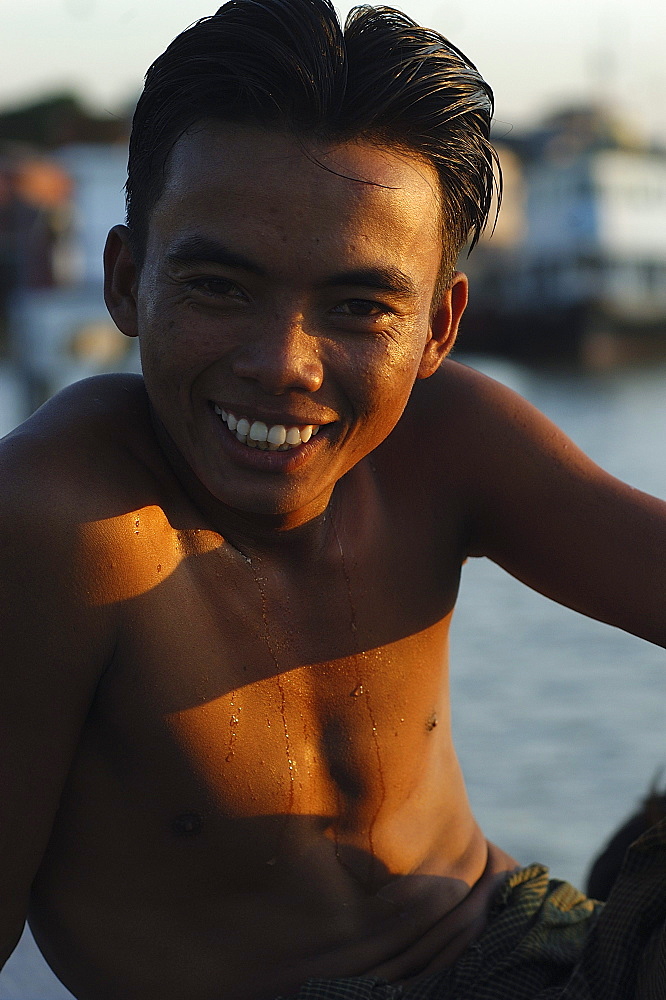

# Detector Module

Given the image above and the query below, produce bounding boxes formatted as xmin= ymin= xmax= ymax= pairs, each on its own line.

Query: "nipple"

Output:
xmin=172 ymin=812 xmax=203 ymax=836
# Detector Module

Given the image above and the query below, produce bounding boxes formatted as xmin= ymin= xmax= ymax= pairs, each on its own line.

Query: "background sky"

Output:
xmin=2 ymin=0 xmax=666 ymax=142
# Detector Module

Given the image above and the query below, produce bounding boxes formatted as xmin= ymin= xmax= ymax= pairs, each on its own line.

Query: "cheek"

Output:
xmin=351 ymin=362 xmax=422 ymax=439
xmin=373 ymin=331 xmax=427 ymax=390
xmin=342 ymin=334 xmax=424 ymax=414
xmin=138 ymin=308 xmax=217 ymax=387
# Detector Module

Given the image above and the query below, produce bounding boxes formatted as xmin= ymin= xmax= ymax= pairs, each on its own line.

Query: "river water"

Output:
xmin=0 ymin=357 xmax=664 ymax=998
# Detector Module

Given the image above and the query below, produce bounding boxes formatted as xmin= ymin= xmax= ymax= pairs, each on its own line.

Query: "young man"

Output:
xmin=1 ymin=1 xmax=664 ymax=997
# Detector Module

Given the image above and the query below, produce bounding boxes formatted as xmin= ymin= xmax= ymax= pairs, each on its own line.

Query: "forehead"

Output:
xmin=147 ymin=124 xmax=443 ymax=276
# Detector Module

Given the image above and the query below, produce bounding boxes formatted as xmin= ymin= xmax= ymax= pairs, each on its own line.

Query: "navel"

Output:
xmin=171 ymin=811 xmax=203 ymax=837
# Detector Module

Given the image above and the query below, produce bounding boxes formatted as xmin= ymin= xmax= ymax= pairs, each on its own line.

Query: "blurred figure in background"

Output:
xmin=587 ymin=778 xmax=666 ymax=901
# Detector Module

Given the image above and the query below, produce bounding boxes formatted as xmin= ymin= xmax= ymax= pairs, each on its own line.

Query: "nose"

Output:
xmin=231 ymin=315 xmax=324 ymax=395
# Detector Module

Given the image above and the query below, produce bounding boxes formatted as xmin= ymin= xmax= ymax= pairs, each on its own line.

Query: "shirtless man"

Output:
xmin=1 ymin=2 xmax=664 ymax=998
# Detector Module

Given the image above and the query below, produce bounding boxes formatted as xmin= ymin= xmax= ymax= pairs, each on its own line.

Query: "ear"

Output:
xmin=103 ymin=224 xmax=139 ymax=338
xmin=417 ymin=271 xmax=468 ymax=379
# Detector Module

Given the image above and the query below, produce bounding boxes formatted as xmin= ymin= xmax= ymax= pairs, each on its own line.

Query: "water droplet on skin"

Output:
xmin=333 ymin=521 xmax=385 ymax=887
xmin=226 ymin=696 xmax=240 ymax=761
xmin=247 ymin=559 xmax=295 ymax=815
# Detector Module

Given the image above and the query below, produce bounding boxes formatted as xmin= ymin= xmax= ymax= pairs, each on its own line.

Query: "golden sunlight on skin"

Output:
xmin=160 ymin=616 xmax=464 ymax=878
xmin=73 ymin=508 xmax=467 ymax=881
xmin=75 ymin=513 xmax=223 ymax=606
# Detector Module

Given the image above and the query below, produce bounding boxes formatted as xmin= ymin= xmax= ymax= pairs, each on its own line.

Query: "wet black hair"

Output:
xmin=126 ymin=0 xmax=499 ymax=287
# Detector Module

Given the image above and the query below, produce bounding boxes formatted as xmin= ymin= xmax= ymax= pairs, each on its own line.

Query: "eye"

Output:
xmin=186 ymin=277 xmax=247 ymax=301
xmin=330 ymin=299 xmax=387 ymax=318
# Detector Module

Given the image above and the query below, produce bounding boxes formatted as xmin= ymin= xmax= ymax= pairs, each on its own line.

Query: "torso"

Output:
xmin=22 ymin=371 xmax=514 ymax=1000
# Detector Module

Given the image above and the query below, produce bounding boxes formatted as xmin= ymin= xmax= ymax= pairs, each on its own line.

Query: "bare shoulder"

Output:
xmin=406 ymin=355 xmax=660 ymax=513
xmin=398 ymin=357 xmax=556 ymax=482
xmin=0 ymin=374 xmax=173 ymax=638
xmin=407 ymin=357 xmax=604 ymax=473
xmin=0 ymin=373 xmax=160 ymax=517
xmin=409 ymin=357 xmax=541 ymax=429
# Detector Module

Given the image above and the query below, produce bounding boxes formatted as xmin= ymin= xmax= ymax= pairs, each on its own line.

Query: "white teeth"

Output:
xmin=267 ymin=424 xmax=287 ymax=447
xmin=214 ymin=406 xmax=324 ymax=451
xmin=249 ymin=420 xmax=268 ymax=442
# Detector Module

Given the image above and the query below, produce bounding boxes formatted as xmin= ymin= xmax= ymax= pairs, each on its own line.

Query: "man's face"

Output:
xmin=110 ymin=124 xmax=464 ymax=528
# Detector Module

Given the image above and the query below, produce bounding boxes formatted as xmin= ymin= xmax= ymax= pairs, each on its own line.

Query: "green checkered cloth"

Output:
xmin=277 ymin=819 xmax=666 ymax=999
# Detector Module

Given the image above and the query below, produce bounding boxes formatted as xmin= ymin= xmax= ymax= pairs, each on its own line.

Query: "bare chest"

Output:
xmin=85 ymin=517 xmax=461 ymax=828
xmin=34 ymin=511 xmax=478 ymax=989
xmin=116 ymin=551 xmax=451 ymax=774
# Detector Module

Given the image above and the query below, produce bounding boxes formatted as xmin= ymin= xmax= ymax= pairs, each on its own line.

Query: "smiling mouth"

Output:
xmin=213 ymin=405 xmax=322 ymax=451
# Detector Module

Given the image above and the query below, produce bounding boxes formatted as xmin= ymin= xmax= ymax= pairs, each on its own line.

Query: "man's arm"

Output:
xmin=444 ymin=362 xmax=666 ymax=648
xmin=0 ymin=422 xmax=115 ymax=966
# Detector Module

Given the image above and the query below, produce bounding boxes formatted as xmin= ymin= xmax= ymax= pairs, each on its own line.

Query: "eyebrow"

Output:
xmin=321 ymin=267 xmax=417 ymax=298
xmin=166 ymin=237 xmax=266 ymax=276
xmin=166 ymin=237 xmax=416 ymax=297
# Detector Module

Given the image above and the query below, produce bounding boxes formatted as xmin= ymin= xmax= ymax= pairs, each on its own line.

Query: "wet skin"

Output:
xmin=1 ymin=127 xmax=665 ymax=1000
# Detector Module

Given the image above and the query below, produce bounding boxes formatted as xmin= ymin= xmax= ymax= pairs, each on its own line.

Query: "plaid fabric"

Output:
xmin=277 ymin=819 xmax=666 ymax=1000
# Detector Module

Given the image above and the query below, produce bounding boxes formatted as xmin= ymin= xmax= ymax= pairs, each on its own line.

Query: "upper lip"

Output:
xmin=211 ymin=401 xmax=337 ymax=427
